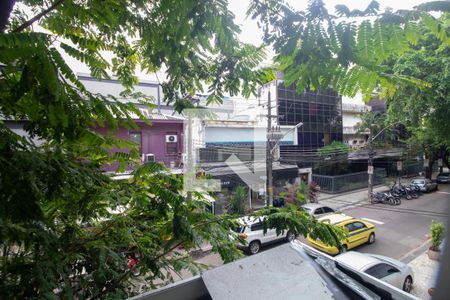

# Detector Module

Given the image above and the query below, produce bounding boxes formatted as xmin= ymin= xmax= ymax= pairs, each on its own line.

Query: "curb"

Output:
xmin=318 ymin=184 xmax=387 ymax=201
xmin=190 ymin=245 xmax=213 ymax=258
xmin=399 ymin=239 xmax=432 ymax=264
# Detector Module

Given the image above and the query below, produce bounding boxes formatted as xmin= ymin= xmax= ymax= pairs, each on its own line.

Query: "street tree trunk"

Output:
xmin=425 ymin=159 xmax=435 ymax=179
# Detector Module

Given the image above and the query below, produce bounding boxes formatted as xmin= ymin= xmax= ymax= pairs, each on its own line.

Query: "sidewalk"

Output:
xmin=317 ymin=184 xmax=390 ymax=211
xmin=407 ymin=248 xmax=440 ymax=299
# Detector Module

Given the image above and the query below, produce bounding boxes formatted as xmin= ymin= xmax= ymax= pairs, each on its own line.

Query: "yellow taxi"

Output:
xmin=307 ymin=213 xmax=376 ymax=255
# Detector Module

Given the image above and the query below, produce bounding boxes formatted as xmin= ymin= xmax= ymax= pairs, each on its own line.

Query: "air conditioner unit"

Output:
xmin=144 ymin=153 xmax=155 ymax=163
xmin=166 ymin=134 xmax=177 ymax=143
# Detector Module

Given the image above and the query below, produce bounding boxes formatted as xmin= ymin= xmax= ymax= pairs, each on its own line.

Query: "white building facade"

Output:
xmin=341 ymin=95 xmax=371 ymax=149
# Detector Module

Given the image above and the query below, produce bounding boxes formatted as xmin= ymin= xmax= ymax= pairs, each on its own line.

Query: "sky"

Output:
xmin=66 ymin=0 xmax=431 ymax=86
xmin=228 ymin=0 xmax=430 ymax=47
xmin=226 ymin=0 xmax=431 ymax=103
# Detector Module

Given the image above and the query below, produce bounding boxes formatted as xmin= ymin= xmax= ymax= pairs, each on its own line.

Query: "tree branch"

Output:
xmin=12 ymin=0 xmax=64 ymax=33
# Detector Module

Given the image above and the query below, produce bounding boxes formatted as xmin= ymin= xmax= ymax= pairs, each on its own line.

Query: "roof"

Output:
xmin=236 ymin=216 xmax=265 ymax=226
xmin=204 ymin=161 xmax=298 ymax=177
xmin=317 ymin=213 xmax=353 ymax=225
xmin=133 ymin=108 xmax=185 ymax=121
xmin=334 ymin=251 xmax=379 ymax=272
xmin=130 ymin=242 xmax=420 ymax=300
xmin=201 ymin=243 xmax=337 ymax=300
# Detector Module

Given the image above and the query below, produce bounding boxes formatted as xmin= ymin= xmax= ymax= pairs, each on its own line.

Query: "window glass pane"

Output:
xmin=365 ymin=265 xmax=380 ymax=277
xmin=314 ymin=208 xmax=324 ymax=215
xmin=345 ymin=223 xmax=355 ymax=232
xmin=129 ymin=132 xmax=142 ymax=153
xmin=353 ymin=222 xmax=366 ymax=230
xmin=167 ymin=143 xmax=178 ymax=154
xmin=323 ymin=207 xmax=334 ymax=213
xmin=251 ymin=222 xmax=263 ymax=231
xmin=366 ymin=264 xmax=398 ymax=279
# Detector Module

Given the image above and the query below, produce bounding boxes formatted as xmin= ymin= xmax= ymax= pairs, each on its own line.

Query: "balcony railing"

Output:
xmin=342 ymin=103 xmax=371 ymax=113
xmin=343 ymin=126 xmax=358 ymax=134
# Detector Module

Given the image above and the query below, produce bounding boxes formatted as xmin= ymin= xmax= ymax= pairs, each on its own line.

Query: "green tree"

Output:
xmin=248 ymin=0 xmax=450 ymax=100
xmin=228 ymin=185 xmax=247 ymax=215
xmin=386 ymin=14 xmax=450 ymax=177
xmin=316 ymin=141 xmax=349 ymax=175
xmin=0 ymin=1 xmax=344 ymax=298
xmin=355 ymin=111 xmax=406 ymax=148
xmin=295 ymin=182 xmax=307 ymax=206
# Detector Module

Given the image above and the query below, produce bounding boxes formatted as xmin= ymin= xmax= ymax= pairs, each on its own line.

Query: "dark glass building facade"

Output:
xmin=277 ymin=83 xmax=343 ymax=151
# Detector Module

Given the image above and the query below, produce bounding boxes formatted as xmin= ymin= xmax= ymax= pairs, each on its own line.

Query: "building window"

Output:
xmin=167 ymin=143 xmax=178 ymax=154
xmin=129 ymin=132 xmax=142 ymax=154
xmin=166 ymin=132 xmax=178 ymax=154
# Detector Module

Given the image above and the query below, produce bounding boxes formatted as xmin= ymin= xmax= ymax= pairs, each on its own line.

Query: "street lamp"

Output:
xmin=266 ymin=122 xmax=303 ymax=206
xmin=367 ymin=121 xmax=402 ymax=203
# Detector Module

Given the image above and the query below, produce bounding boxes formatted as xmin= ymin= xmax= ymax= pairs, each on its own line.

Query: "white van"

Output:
xmin=234 ymin=216 xmax=296 ymax=254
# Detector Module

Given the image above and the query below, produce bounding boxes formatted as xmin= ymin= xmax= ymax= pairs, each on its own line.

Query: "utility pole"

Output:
xmin=266 ymin=91 xmax=273 ymax=207
xmin=367 ymin=121 xmax=402 ymax=203
xmin=367 ymin=130 xmax=374 ymax=203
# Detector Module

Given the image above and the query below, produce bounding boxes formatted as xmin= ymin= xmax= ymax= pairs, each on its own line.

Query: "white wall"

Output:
xmin=343 ymin=113 xmax=362 ymax=127
xmin=78 ymin=73 xmax=160 ymax=104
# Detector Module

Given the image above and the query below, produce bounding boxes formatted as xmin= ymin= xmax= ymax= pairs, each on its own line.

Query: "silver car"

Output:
xmin=410 ymin=178 xmax=438 ymax=192
xmin=301 ymin=203 xmax=336 ymax=218
xmin=335 ymin=251 xmax=414 ymax=293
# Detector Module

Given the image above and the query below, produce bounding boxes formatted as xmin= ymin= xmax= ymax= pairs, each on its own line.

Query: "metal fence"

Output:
xmin=312 ymin=169 xmax=386 ymax=194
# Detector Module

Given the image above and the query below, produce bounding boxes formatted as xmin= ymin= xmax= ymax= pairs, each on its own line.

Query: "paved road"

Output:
xmin=341 ymin=184 xmax=449 ymax=261
xmin=193 ymin=183 xmax=450 ymax=270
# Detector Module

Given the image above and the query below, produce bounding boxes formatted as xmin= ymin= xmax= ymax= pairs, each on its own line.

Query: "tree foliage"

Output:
xmin=228 ymin=185 xmax=247 ymax=215
xmin=248 ymin=0 xmax=450 ymax=100
xmin=316 ymin=141 xmax=350 ymax=176
xmin=386 ymin=13 xmax=450 ymax=174
xmin=318 ymin=141 xmax=349 ymax=158
xmin=0 ymin=1 xmax=344 ymax=298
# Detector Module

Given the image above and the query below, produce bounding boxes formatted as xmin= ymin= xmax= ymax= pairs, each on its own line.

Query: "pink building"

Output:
xmin=95 ymin=113 xmax=184 ymax=172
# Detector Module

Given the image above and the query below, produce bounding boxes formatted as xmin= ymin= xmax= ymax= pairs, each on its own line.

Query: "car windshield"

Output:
xmin=439 ymin=173 xmax=449 ymax=176
xmin=233 ymin=225 xmax=245 ymax=233
xmin=301 ymin=207 xmax=312 ymax=212
xmin=412 ymin=180 xmax=424 ymax=184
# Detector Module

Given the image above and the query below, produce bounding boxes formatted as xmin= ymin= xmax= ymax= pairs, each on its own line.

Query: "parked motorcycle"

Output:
xmin=391 ymin=185 xmax=417 ymax=200
xmin=371 ymin=192 xmax=401 ymax=206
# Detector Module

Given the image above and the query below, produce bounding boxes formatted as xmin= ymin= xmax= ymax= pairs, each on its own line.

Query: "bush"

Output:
xmin=228 ymin=186 xmax=247 ymax=215
xmin=295 ymin=182 xmax=308 ymax=206
xmin=430 ymin=221 xmax=445 ymax=251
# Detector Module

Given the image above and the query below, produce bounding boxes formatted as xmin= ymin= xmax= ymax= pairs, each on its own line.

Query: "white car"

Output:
xmin=234 ymin=216 xmax=296 ymax=255
xmin=334 ymin=251 xmax=414 ymax=293
xmin=301 ymin=203 xmax=336 ymax=218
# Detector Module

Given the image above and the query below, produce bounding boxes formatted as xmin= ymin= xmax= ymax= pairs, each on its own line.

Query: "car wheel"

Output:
xmin=286 ymin=231 xmax=296 ymax=242
xmin=339 ymin=244 xmax=348 ymax=254
xmin=248 ymin=241 xmax=261 ymax=255
xmin=403 ymin=276 xmax=413 ymax=293
xmin=368 ymin=233 xmax=376 ymax=244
